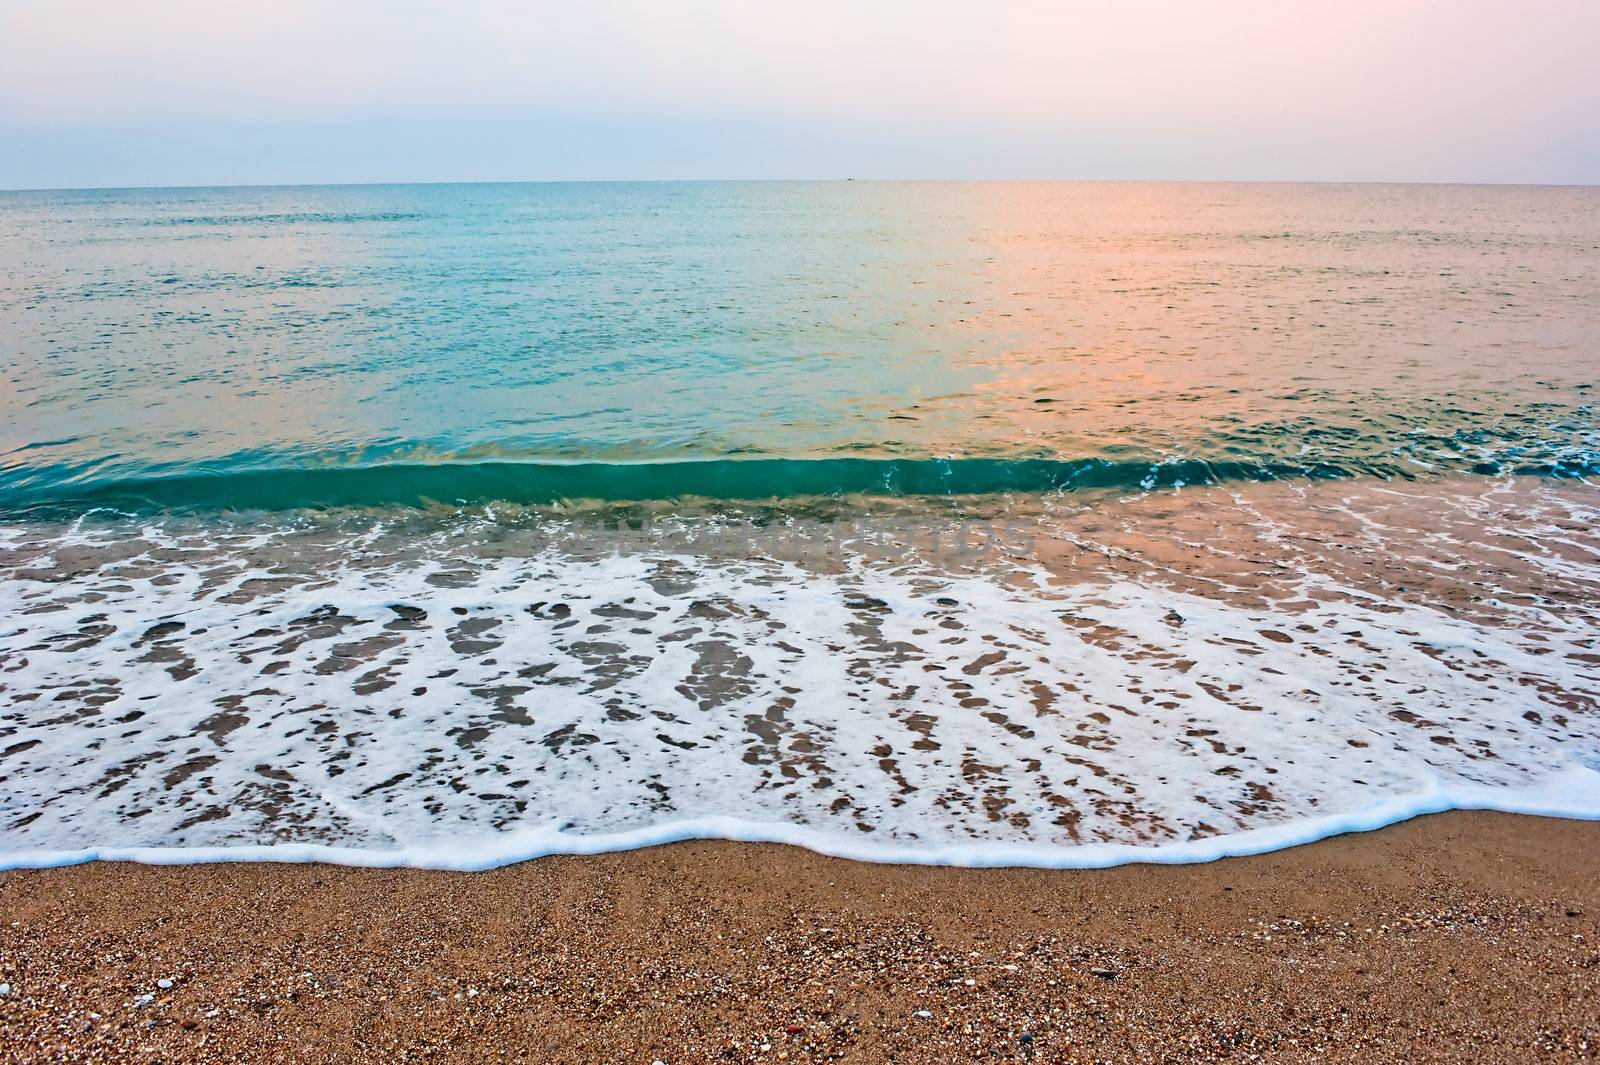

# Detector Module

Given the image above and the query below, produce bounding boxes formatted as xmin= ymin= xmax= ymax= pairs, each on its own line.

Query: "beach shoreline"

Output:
xmin=3 ymin=810 xmax=1597 ymax=1063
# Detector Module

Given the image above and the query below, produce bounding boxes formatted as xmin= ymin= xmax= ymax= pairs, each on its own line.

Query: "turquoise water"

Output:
xmin=2 ymin=181 xmax=1598 ymax=868
xmin=2 ymin=181 xmax=1595 ymax=512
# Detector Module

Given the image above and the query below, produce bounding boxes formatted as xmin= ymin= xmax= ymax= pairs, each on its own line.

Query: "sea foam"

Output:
xmin=2 ymin=480 xmax=1597 ymax=870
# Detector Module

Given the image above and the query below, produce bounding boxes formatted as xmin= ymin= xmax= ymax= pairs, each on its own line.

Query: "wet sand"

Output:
xmin=2 ymin=811 xmax=1598 ymax=1063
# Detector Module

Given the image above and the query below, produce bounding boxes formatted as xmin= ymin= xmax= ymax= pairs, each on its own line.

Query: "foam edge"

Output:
xmin=6 ymin=766 xmax=1600 ymax=874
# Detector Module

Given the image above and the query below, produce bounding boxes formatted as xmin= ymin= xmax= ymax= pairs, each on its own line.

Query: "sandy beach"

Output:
xmin=6 ymin=4 xmax=1600 ymax=1062
xmin=2 ymin=810 xmax=1597 ymax=1063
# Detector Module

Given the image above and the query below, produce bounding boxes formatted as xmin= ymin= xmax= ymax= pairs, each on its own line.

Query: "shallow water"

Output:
xmin=1 ymin=182 xmax=1597 ymax=867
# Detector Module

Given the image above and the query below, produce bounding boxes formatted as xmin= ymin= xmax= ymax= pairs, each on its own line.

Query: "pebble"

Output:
xmin=0 ymin=982 xmax=9 ymax=996
xmin=157 ymin=978 xmax=175 ymax=990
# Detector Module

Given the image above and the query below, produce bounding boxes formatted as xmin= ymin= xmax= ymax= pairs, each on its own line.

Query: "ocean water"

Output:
xmin=1 ymin=181 xmax=1597 ymax=869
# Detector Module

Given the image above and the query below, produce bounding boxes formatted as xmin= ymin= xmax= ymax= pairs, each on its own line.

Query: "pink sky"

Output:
xmin=2 ymin=0 xmax=1597 ymax=187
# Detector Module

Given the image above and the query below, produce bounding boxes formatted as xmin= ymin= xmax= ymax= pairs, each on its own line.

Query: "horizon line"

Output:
xmin=6 ymin=175 xmax=1600 ymax=195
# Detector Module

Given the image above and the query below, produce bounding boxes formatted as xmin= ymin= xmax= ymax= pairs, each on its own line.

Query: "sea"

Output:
xmin=1 ymin=180 xmax=1597 ymax=870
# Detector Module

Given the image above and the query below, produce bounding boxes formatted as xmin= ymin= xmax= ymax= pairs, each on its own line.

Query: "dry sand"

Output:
xmin=2 ymin=811 xmax=1598 ymax=1064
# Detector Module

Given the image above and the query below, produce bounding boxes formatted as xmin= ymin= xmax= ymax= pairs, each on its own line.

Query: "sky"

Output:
xmin=2 ymin=0 xmax=1597 ymax=189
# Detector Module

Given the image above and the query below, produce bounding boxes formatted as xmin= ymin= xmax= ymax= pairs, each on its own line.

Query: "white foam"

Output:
xmin=5 ymin=765 xmax=1600 ymax=872
xmin=2 ymin=482 xmax=1598 ymax=870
